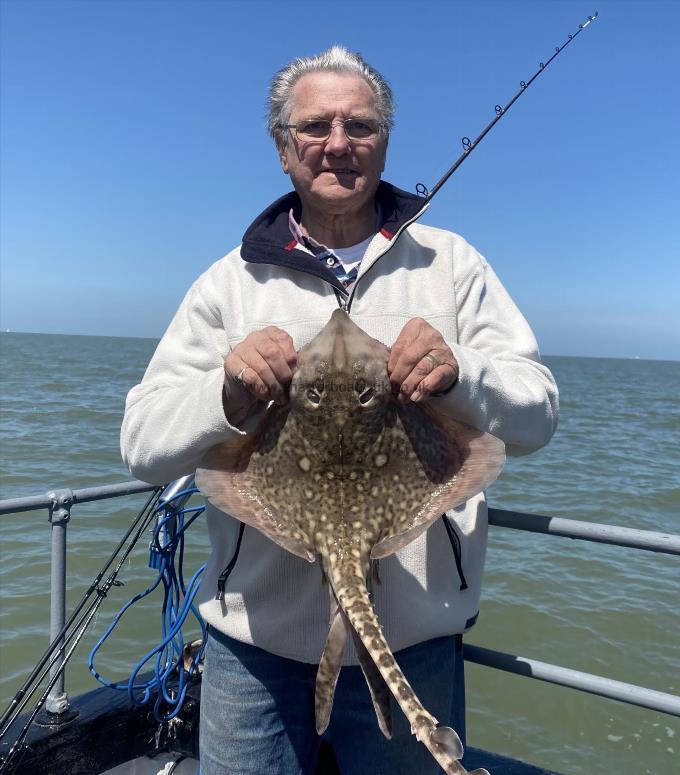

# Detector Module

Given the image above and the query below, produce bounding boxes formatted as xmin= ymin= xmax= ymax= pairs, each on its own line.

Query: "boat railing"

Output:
xmin=1 ymin=478 xmax=679 ymax=721
xmin=0 ymin=480 xmax=159 ymax=716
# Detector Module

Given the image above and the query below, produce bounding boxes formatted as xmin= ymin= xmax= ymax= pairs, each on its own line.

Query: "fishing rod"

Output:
xmin=415 ymin=11 xmax=598 ymax=203
xmin=0 ymin=490 xmax=164 ymax=775
xmin=0 ymin=592 xmax=112 ymax=774
xmin=0 ymin=486 xmax=162 ymax=739
xmin=0 ymin=479 xmax=203 ymax=774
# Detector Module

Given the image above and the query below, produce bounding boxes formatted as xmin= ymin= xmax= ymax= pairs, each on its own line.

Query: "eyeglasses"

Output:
xmin=283 ymin=118 xmax=382 ymax=142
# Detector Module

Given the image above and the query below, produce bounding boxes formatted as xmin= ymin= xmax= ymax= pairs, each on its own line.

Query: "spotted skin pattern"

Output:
xmin=197 ymin=310 xmax=504 ymax=775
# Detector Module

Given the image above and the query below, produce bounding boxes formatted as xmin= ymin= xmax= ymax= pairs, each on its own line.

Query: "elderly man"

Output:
xmin=121 ymin=47 xmax=558 ymax=775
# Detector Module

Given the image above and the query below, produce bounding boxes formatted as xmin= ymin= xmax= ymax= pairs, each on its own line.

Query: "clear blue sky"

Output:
xmin=1 ymin=0 xmax=678 ymax=360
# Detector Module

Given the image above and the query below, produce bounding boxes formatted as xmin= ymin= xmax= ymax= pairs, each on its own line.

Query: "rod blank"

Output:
xmin=420 ymin=11 xmax=598 ymax=203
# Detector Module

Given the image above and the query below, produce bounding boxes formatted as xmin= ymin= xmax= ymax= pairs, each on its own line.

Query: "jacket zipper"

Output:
xmin=441 ymin=515 xmax=469 ymax=591
xmin=216 ymin=202 xmax=431 ymax=597
xmin=344 ymin=202 xmax=430 ymax=314
xmin=215 ymin=521 xmax=246 ymax=600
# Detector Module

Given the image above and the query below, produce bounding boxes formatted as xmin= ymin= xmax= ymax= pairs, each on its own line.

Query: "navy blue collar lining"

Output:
xmin=239 ymin=181 xmax=426 ymax=293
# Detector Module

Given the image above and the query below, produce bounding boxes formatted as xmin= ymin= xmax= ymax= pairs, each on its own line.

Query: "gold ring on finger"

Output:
xmin=423 ymin=353 xmax=440 ymax=369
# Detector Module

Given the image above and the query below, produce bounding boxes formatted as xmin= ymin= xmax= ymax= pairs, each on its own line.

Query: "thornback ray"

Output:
xmin=196 ymin=309 xmax=505 ymax=774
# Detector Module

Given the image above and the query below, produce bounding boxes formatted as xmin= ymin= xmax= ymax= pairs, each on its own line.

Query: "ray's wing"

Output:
xmin=195 ymin=405 xmax=316 ymax=562
xmin=370 ymin=401 xmax=505 ymax=559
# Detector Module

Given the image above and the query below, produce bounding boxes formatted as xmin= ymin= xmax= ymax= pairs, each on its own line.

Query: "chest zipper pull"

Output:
xmin=215 ymin=522 xmax=246 ymax=600
xmin=335 ymin=291 xmax=348 ymax=311
xmin=441 ymin=515 xmax=469 ymax=591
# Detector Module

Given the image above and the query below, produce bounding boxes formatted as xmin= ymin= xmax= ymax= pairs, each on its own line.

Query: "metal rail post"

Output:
xmin=45 ymin=489 xmax=73 ymax=715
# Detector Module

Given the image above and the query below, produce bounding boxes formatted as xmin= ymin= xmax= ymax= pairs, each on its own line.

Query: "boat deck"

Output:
xmin=1 ymin=682 xmax=558 ymax=774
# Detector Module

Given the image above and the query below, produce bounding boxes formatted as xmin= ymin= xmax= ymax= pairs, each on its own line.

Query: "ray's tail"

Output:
xmin=329 ymin=565 xmax=489 ymax=775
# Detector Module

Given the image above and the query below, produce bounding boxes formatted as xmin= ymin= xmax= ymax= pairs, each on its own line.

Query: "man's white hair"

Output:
xmin=267 ymin=45 xmax=394 ymax=148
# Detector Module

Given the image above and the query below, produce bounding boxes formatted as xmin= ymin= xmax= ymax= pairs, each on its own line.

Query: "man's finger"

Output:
xmin=250 ymin=346 xmax=290 ymax=403
xmin=225 ymin=325 xmax=299 ymax=404
xmin=268 ymin=327 xmax=298 ymax=370
xmin=255 ymin=337 xmax=296 ymax=391
xmin=410 ymin=363 xmax=459 ymax=402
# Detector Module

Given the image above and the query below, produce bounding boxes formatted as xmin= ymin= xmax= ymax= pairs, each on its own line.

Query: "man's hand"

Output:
xmin=224 ymin=326 xmax=298 ymax=408
xmin=388 ymin=318 xmax=459 ymax=403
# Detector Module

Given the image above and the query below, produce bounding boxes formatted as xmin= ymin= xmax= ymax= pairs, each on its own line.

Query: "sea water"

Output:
xmin=1 ymin=331 xmax=678 ymax=774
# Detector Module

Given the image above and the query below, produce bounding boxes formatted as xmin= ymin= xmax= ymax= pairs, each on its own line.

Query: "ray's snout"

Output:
xmin=308 ymin=310 xmax=389 ymax=370
xmin=292 ymin=311 xmax=391 ymax=406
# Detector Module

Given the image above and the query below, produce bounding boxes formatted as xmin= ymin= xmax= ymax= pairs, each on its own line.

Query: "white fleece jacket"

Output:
xmin=121 ymin=219 xmax=558 ymax=664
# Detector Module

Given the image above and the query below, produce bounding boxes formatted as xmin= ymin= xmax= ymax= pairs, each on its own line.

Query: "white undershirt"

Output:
xmin=328 ymin=234 xmax=374 ymax=273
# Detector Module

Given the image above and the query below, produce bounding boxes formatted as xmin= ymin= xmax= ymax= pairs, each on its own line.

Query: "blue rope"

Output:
xmin=88 ymin=488 xmax=207 ymax=721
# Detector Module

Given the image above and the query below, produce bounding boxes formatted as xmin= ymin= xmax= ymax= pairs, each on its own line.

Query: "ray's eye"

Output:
xmin=355 ymin=378 xmax=375 ymax=405
xmin=358 ymin=387 xmax=376 ymax=405
xmin=305 ymin=376 xmax=324 ymax=406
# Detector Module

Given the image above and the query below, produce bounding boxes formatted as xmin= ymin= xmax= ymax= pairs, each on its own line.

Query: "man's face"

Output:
xmin=278 ymin=72 xmax=387 ymax=219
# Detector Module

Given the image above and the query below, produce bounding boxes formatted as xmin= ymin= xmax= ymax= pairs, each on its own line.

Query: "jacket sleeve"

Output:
xmin=120 ymin=274 xmax=260 ymax=485
xmin=434 ymin=241 xmax=559 ymax=457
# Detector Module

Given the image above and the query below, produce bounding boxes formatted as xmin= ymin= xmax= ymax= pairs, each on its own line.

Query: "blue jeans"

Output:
xmin=199 ymin=628 xmax=466 ymax=775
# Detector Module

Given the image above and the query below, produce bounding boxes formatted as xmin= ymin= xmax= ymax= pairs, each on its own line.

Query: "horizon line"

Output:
xmin=1 ymin=329 xmax=678 ymax=364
